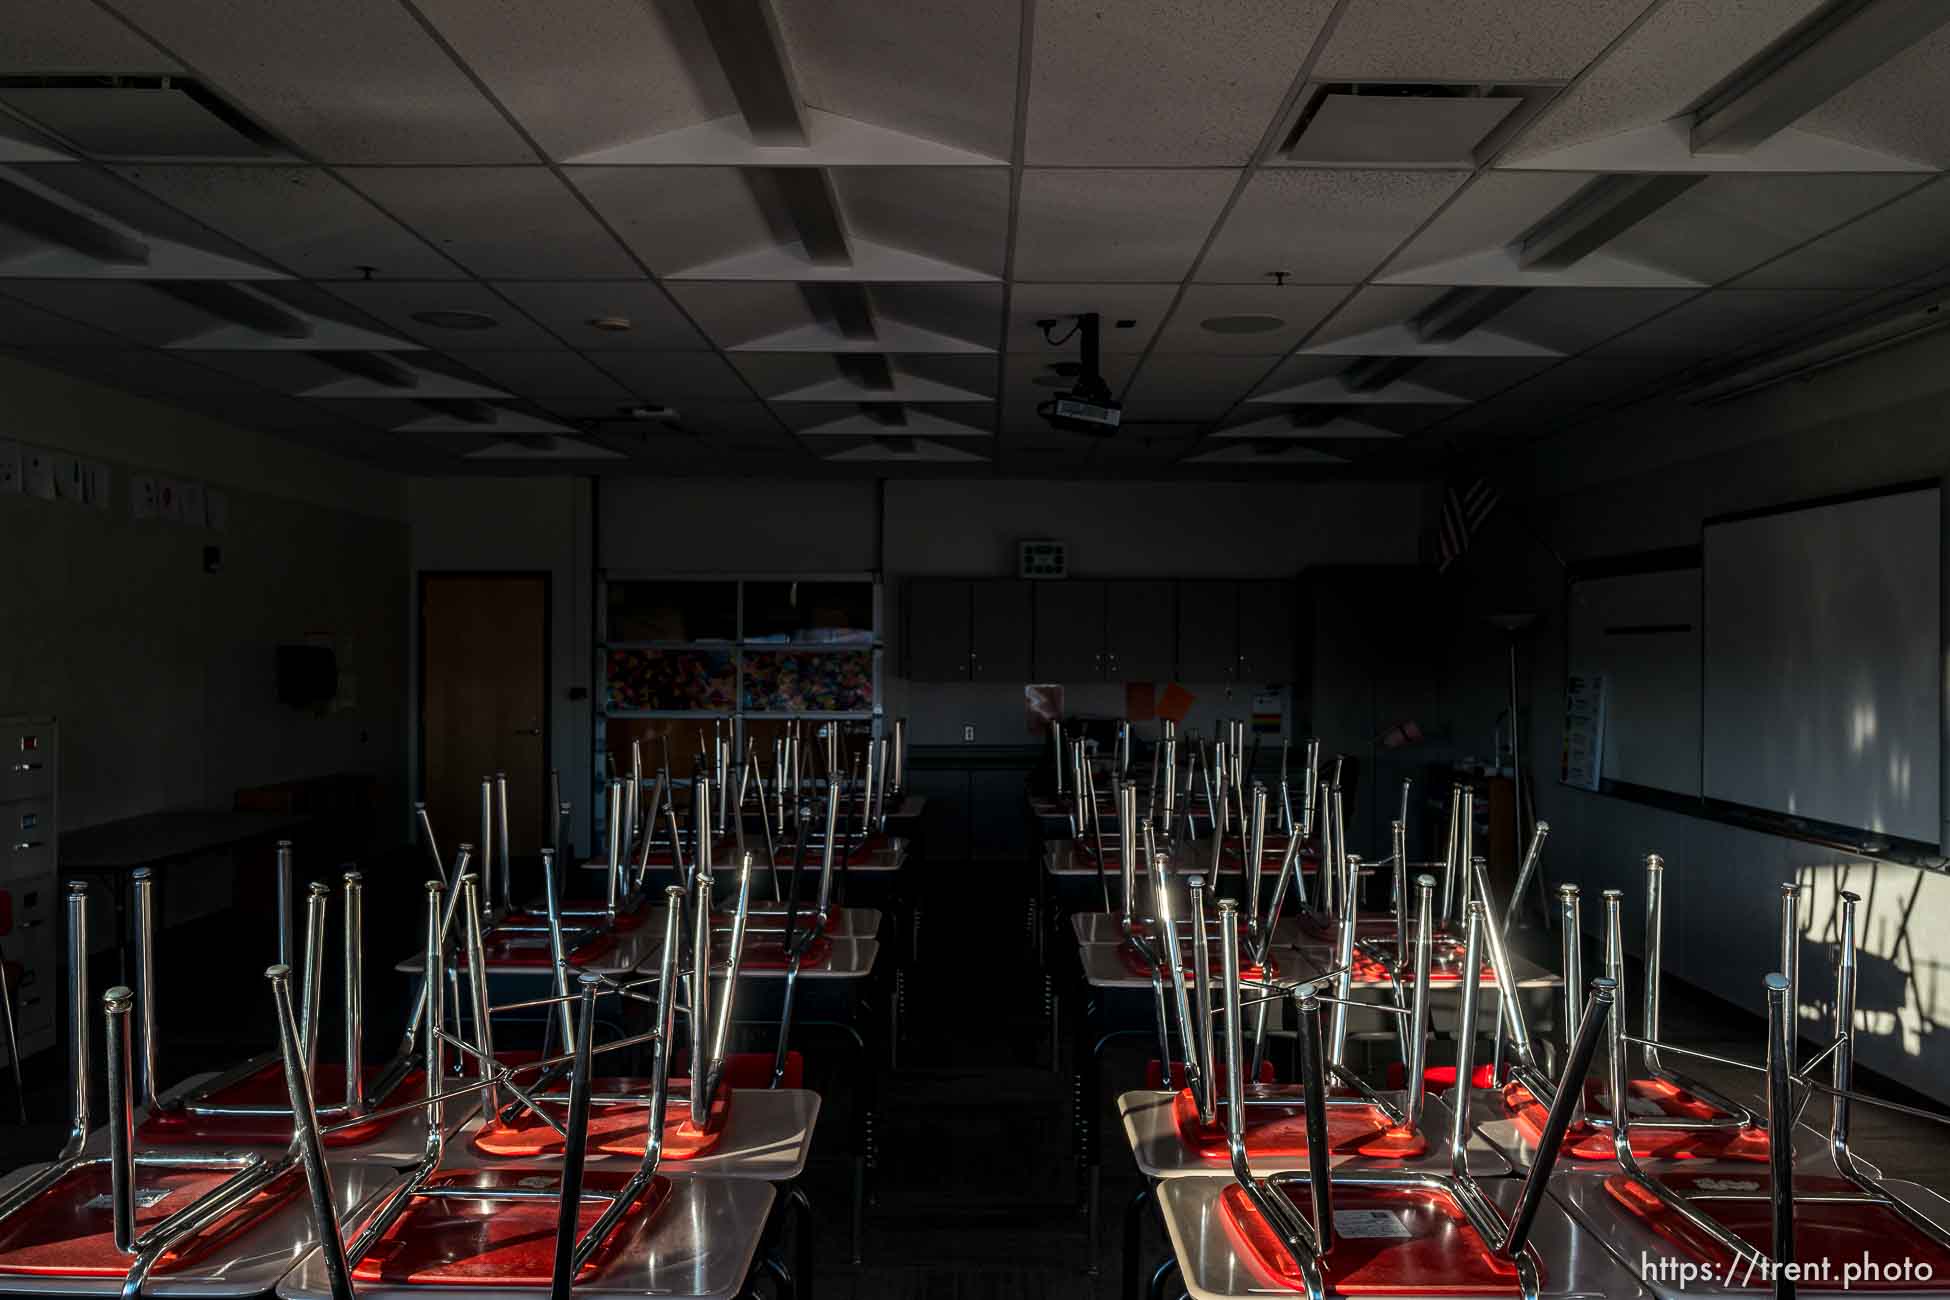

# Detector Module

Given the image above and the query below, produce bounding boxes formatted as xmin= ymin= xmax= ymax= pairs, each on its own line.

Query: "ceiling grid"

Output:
xmin=0 ymin=0 xmax=1945 ymax=474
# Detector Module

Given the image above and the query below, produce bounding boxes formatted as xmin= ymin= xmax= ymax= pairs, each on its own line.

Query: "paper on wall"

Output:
xmin=0 ymin=441 xmax=20 ymax=495
xmin=205 ymin=489 xmax=228 ymax=532
xmin=179 ymin=481 xmax=205 ymax=528
xmin=158 ymin=478 xmax=182 ymax=521
xmin=131 ymin=474 xmax=158 ymax=519
xmin=52 ymin=453 xmax=82 ymax=502
xmin=22 ymin=448 xmax=55 ymax=500
xmin=82 ymin=461 xmax=111 ymax=510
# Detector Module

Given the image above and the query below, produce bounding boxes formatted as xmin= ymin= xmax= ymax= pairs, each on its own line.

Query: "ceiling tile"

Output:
xmin=1402 ymin=355 xmax=1560 ymax=400
xmin=111 ymin=163 xmax=460 ymax=279
xmin=1317 ymin=0 xmax=1653 ymax=80
xmin=0 ymin=280 xmax=227 ymax=344
xmin=1606 ymin=174 xmax=1928 ymax=284
xmin=864 ymin=284 xmax=1003 ymax=348
xmin=1736 ymin=177 xmax=1950 ymax=289
xmin=1007 ymin=285 xmax=1179 ymax=353
xmin=0 ymin=292 xmax=137 ymax=346
xmin=11 ymin=163 xmax=278 ymax=267
xmin=1198 ymin=168 xmax=1470 ymax=283
xmin=1504 ymin=0 xmax=1829 ymax=163
xmin=1588 ymin=288 xmax=1871 ymax=359
xmin=1153 ymin=284 xmax=1348 ymax=352
xmin=1013 ymin=170 xmax=1235 ymax=282
xmin=1483 ymin=287 xmax=1701 ymax=353
xmin=1797 ymin=22 xmax=1950 ymax=169
xmin=587 ymin=351 xmax=755 ymax=400
xmin=19 ymin=347 xmax=266 ymax=396
xmin=342 ymin=167 xmax=637 ymax=279
xmin=833 ymin=168 xmax=1011 ymax=276
xmin=100 ymin=0 xmax=537 ymax=163
xmin=1307 ymin=285 xmax=1448 ymax=344
xmin=410 ymin=0 xmax=733 ymax=161
xmin=325 ymin=280 xmax=562 ymax=348
xmin=662 ymin=283 xmax=815 ymax=349
xmin=1025 ymin=0 xmax=1334 ymax=164
xmin=444 ymin=350 xmax=633 ymax=399
xmin=2 ymin=5 xmax=180 ymax=74
xmin=1377 ymin=171 xmax=1589 ymax=277
xmin=566 ymin=166 xmax=775 ymax=276
xmin=489 ymin=281 xmax=708 ymax=351
xmin=776 ymin=0 xmax=1020 ymax=159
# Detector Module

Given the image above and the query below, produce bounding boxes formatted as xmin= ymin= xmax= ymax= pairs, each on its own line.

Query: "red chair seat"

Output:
xmin=477 ymin=929 xmax=619 ymax=968
xmin=138 ymin=1063 xmax=422 ymax=1147
xmin=351 ymin=1168 xmax=669 ymax=1286
xmin=1384 ymin=1063 xmax=1498 ymax=1091
xmin=0 ymin=1163 xmax=300 ymax=1277
xmin=1220 ymin=1180 xmax=1532 ymax=1294
xmin=1606 ymin=1172 xmax=1950 ymax=1289
xmin=471 ymin=1078 xmax=728 ymax=1161
xmin=1119 ymin=946 xmax=1275 ymax=982
xmin=1502 ymin=1078 xmax=1767 ymax=1163
xmin=1173 ymin=1088 xmax=1411 ymax=1160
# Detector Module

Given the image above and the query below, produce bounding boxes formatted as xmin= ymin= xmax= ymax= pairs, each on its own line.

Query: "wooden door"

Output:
xmin=1032 ymin=580 xmax=1106 ymax=682
xmin=421 ymin=574 xmax=548 ymax=860
xmin=904 ymin=580 xmax=972 ymax=681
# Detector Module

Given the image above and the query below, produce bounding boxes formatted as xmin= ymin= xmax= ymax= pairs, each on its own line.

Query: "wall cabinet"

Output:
xmin=904 ymin=579 xmax=1033 ymax=682
xmin=910 ymin=576 xmax=1292 ymax=684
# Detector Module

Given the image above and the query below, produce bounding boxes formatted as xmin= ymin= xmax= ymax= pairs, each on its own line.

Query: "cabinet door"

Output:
xmin=905 ymin=580 xmax=971 ymax=681
xmin=970 ymin=580 xmax=1033 ymax=683
xmin=1032 ymin=580 xmax=1106 ymax=681
xmin=1237 ymin=580 xmax=1295 ymax=684
xmin=1105 ymin=580 xmax=1174 ymax=681
xmin=1176 ymin=582 xmax=1238 ymax=681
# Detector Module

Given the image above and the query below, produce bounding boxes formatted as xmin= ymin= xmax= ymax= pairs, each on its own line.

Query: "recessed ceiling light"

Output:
xmin=589 ymin=315 xmax=632 ymax=332
xmin=410 ymin=309 xmax=498 ymax=331
xmin=1200 ymin=314 xmax=1286 ymax=335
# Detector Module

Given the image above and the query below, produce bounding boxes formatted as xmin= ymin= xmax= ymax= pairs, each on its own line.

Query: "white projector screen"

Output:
xmin=1703 ymin=486 xmax=1941 ymax=847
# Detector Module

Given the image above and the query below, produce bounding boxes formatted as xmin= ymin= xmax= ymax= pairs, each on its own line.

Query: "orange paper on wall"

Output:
xmin=1156 ymin=683 xmax=1195 ymax=724
xmin=1125 ymin=681 xmax=1156 ymax=721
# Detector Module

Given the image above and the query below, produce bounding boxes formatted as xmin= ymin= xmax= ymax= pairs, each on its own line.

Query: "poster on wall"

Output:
xmin=0 ymin=441 xmax=20 ymax=495
xmin=132 ymin=474 xmax=158 ymax=519
xmin=52 ymin=454 xmax=82 ymax=502
xmin=82 ymin=461 xmax=111 ymax=510
xmin=1560 ymin=671 xmax=1608 ymax=792
xmin=22 ymin=448 xmax=55 ymax=500
xmin=1025 ymin=684 xmax=1063 ymax=734
xmin=179 ymin=481 xmax=206 ymax=528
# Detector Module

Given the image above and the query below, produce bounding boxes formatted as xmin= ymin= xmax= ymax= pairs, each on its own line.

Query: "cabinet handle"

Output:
xmin=8 ymin=763 xmax=41 ymax=774
xmin=10 ymin=841 xmax=42 ymax=852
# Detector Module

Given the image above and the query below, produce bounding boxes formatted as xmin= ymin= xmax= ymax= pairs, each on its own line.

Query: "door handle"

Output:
xmin=514 ymin=728 xmax=543 ymax=737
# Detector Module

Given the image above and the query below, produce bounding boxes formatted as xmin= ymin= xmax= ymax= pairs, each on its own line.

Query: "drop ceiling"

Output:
xmin=1 ymin=0 xmax=1948 ymax=477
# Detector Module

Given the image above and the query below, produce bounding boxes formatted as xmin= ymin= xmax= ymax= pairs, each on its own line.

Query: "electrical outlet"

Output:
xmin=962 ymin=724 xmax=976 ymax=743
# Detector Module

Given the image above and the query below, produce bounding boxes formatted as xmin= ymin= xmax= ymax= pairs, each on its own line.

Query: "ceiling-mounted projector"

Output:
xmin=1036 ymin=311 xmax=1121 ymax=435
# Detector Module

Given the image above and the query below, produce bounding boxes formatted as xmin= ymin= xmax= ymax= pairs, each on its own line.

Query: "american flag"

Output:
xmin=1437 ymin=477 xmax=1500 ymax=573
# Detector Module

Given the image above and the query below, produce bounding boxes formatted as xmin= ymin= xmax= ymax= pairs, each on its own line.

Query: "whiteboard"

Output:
xmin=1703 ymin=487 xmax=1940 ymax=847
xmin=1566 ymin=569 xmax=1701 ymax=796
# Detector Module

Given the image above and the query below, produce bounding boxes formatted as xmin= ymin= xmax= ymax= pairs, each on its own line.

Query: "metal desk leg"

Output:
xmin=1122 ymin=1183 xmax=1151 ymax=1300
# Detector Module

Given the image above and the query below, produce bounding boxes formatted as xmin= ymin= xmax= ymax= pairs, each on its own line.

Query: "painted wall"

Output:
xmin=406 ymin=476 xmax=595 ymax=855
xmin=0 ymin=355 xmax=411 ymax=840
xmin=1500 ymin=328 xmax=1950 ymax=1100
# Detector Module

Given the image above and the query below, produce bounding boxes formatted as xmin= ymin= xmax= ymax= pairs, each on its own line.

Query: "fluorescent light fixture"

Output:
xmin=1692 ymin=0 xmax=1950 ymax=154
xmin=1681 ymin=294 xmax=1950 ymax=406
xmin=1516 ymin=174 xmax=1704 ymax=271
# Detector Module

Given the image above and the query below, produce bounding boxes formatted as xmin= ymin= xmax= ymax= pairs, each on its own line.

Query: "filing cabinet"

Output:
xmin=0 ymin=716 xmax=56 ymax=1066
